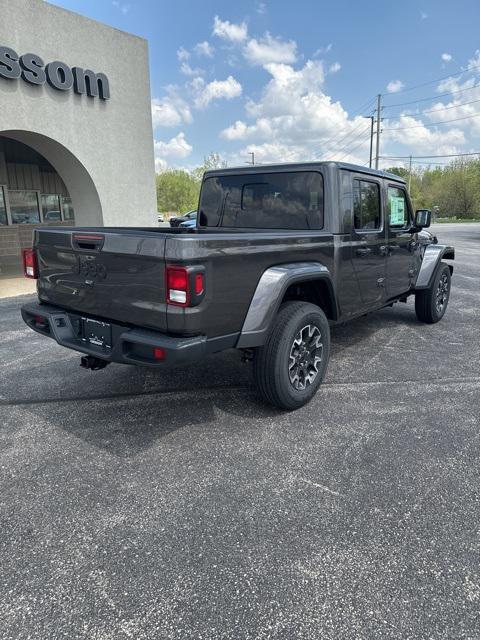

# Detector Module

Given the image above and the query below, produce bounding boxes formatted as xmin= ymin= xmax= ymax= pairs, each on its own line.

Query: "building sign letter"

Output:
xmin=0 ymin=45 xmax=110 ymax=100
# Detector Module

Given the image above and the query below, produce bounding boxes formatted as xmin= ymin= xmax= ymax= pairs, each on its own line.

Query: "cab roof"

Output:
xmin=204 ymin=161 xmax=406 ymax=183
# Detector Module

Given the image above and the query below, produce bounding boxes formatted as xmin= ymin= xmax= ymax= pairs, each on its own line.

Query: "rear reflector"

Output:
xmin=195 ymin=273 xmax=204 ymax=295
xmin=153 ymin=347 xmax=166 ymax=360
xmin=22 ymin=248 xmax=38 ymax=279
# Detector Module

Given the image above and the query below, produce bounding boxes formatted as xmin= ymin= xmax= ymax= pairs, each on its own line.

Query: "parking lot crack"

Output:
xmin=297 ymin=477 xmax=344 ymax=497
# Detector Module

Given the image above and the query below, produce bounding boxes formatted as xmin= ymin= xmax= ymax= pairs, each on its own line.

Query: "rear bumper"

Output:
xmin=21 ymin=302 xmax=208 ymax=367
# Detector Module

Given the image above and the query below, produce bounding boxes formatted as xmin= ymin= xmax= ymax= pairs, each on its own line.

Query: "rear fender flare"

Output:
xmin=416 ymin=245 xmax=455 ymax=290
xmin=236 ymin=262 xmax=336 ymax=348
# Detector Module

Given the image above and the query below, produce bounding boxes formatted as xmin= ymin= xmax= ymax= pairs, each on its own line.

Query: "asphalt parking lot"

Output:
xmin=0 ymin=223 xmax=479 ymax=639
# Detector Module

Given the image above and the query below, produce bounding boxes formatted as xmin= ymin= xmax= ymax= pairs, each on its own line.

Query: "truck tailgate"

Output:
xmin=34 ymin=228 xmax=168 ymax=331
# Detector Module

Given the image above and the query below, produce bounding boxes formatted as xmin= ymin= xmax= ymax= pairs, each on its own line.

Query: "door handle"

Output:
xmin=356 ymin=247 xmax=372 ymax=256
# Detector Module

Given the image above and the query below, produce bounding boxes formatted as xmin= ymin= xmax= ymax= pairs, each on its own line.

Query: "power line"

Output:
xmin=319 ymin=117 xmax=374 ymax=159
xmin=379 ymin=97 xmax=480 ymax=128
xmin=380 ymin=152 xmax=480 ymax=159
xmin=333 ymin=125 xmax=372 ymax=161
xmin=383 ymin=81 xmax=480 ymax=110
xmin=347 ymin=95 xmax=378 ymax=118
xmin=421 ymin=97 xmax=480 ymax=115
xmin=375 ymin=93 xmax=382 ymax=168
xmin=385 ymin=61 xmax=480 ymax=96
xmin=409 ymin=160 xmax=451 ymax=165
xmin=383 ymin=159 xmax=454 ymax=166
xmin=383 ymin=111 xmax=480 ymax=131
xmin=319 ymin=65 xmax=480 ymax=163
xmin=336 ymin=131 xmax=373 ymax=162
xmin=316 ymin=96 xmax=376 ymax=158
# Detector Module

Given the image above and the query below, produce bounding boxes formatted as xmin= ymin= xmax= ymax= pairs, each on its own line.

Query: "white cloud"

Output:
xmin=151 ymin=96 xmax=192 ymax=128
xmin=112 ymin=1 xmax=130 ymax=14
xmin=387 ymin=79 xmax=404 ymax=93
xmin=313 ymin=43 xmax=332 ymax=57
xmin=192 ymin=75 xmax=242 ymax=108
xmin=221 ymin=118 xmax=273 ymax=141
xmin=233 ymin=141 xmax=308 ymax=165
xmin=423 ymin=72 xmax=480 ymax=136
xmin=384 ymin=115 xmax=465 ymax=155
xmin=256 ymin=2 xmax=267 ymax=14
xmin=180 ymin=62 xmax=204 ymax=77
xmin=212 ymin=16 xmax=248 ymax=43
xmin=218 ymin=49 xmax=480 ymax=169
xmin=245 ymin=60 xmax=325 ymax=120
xmin=154 ymin=132 xmax=193 ymax=161
xmin=441 ymin=52 xmax=452 ymax=63
xmin=155 ymin=157 xmax=168 ymax=172
xmin=194 ymin=41 xmax=214 ymax=58
xmin=176 ymin=46 xmax=205 ymax=76
xmin=177 ymin=47 xmax=190 ymax=62
xmin=243 ymin=32 xmax=297 ymax=66
xmin=329 ymin=62 xmax=341 ymax=74
xmin=467 ymin=49 xmax=480 ymax=70
xmin=221 ymin=59 xmax=372 ymax=165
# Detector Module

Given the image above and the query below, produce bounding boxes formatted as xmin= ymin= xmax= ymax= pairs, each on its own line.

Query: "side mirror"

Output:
xmin=415 ymin=209 xmax=431 ymax=228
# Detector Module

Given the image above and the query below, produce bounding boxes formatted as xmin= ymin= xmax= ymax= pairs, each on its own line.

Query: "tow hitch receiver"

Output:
xmin=80 ymin=355 xmax=109 ymax=371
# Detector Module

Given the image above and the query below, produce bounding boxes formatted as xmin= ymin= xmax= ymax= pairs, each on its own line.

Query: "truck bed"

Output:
xmin=33 ymin=226 xmax=336 ymax=338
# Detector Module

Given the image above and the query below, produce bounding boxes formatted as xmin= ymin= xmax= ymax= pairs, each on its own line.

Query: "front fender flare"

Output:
xmin=236 ymin=262 xmax=336 ymax=348
xmin=415 ymin=244 xmax=455 ymax=290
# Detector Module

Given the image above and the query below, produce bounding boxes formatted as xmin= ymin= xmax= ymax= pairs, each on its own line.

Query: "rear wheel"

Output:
xmin=415 ymin=262 xmax=451 ymax=323
xmin=253 ymin=301 xmax=330 ymax=410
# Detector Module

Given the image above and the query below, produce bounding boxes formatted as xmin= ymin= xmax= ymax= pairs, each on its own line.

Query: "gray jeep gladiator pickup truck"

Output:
xmin=21 ymin=162 xmax=454 ymax=409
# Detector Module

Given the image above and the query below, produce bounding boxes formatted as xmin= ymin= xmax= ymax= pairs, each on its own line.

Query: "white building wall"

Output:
xmin=0 ymin=0 xmax=156 ymax=226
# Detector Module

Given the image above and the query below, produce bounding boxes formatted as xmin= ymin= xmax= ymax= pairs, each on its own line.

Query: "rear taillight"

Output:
xmin=22 ymin=248 xmax=38 ymax=279
xmin=167 ymin=266 xmax=189 ymax=306
xmin=166 ymin=265 xmax=206 ymax=307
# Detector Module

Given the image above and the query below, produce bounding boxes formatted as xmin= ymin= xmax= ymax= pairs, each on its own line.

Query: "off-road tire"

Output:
xmin=415 ymin=262 xmax=451 ymax=324
xmin=253 ymin=301 xmax=330 ymax=410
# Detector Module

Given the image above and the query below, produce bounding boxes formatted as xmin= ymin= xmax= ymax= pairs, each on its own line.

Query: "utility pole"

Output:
xmin=364 ymin=115 xmax=374 ymax=168
xmin=247 ymin=152 xmax=255 ymax=166
xmin=374 ymin=93 xmax=382 ymax=169
xmin=408 ymin=155 xmax=412 ymax=192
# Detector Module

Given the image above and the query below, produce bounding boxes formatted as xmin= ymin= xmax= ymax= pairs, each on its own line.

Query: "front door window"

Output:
xmin=386 ymin=185 xmax=415 ymax=297
xmin=387 ymin=187 xmax=410 ymax=229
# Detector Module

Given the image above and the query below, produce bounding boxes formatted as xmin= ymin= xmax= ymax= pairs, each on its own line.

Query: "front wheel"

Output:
xmin=415 ymin=262 xmax=451 ymax=323
xmin=253 ymin=301 xmax=330 ymax=410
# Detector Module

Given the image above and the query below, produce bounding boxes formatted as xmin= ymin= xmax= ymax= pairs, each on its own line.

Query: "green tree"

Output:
xmin=441 ymin=161 xmax=477 ymax=217
xmin=386 ymin=159 xmax=480 ymax=218
xmin=156 ymin=170 xmax=200 ymax=214
xmin=191 ymin=152 xmax=228 ymax=183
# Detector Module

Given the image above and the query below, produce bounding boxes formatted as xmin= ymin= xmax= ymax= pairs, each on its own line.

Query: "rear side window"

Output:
xmin=353 ymin=179 xmax=381 ymax=231
xmin=198 ymin=171 xmax=324 ymax=229
xmin=387 ymin=186 xmax=410 ymax=228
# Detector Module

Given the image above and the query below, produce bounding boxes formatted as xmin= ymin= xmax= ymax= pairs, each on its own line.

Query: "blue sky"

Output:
xmin=53 ymin=0 xmax=480 ymax=171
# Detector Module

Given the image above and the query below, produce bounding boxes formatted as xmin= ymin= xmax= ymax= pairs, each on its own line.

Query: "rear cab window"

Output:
xmin=198 ymin=171 xmax=324 ymax=230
